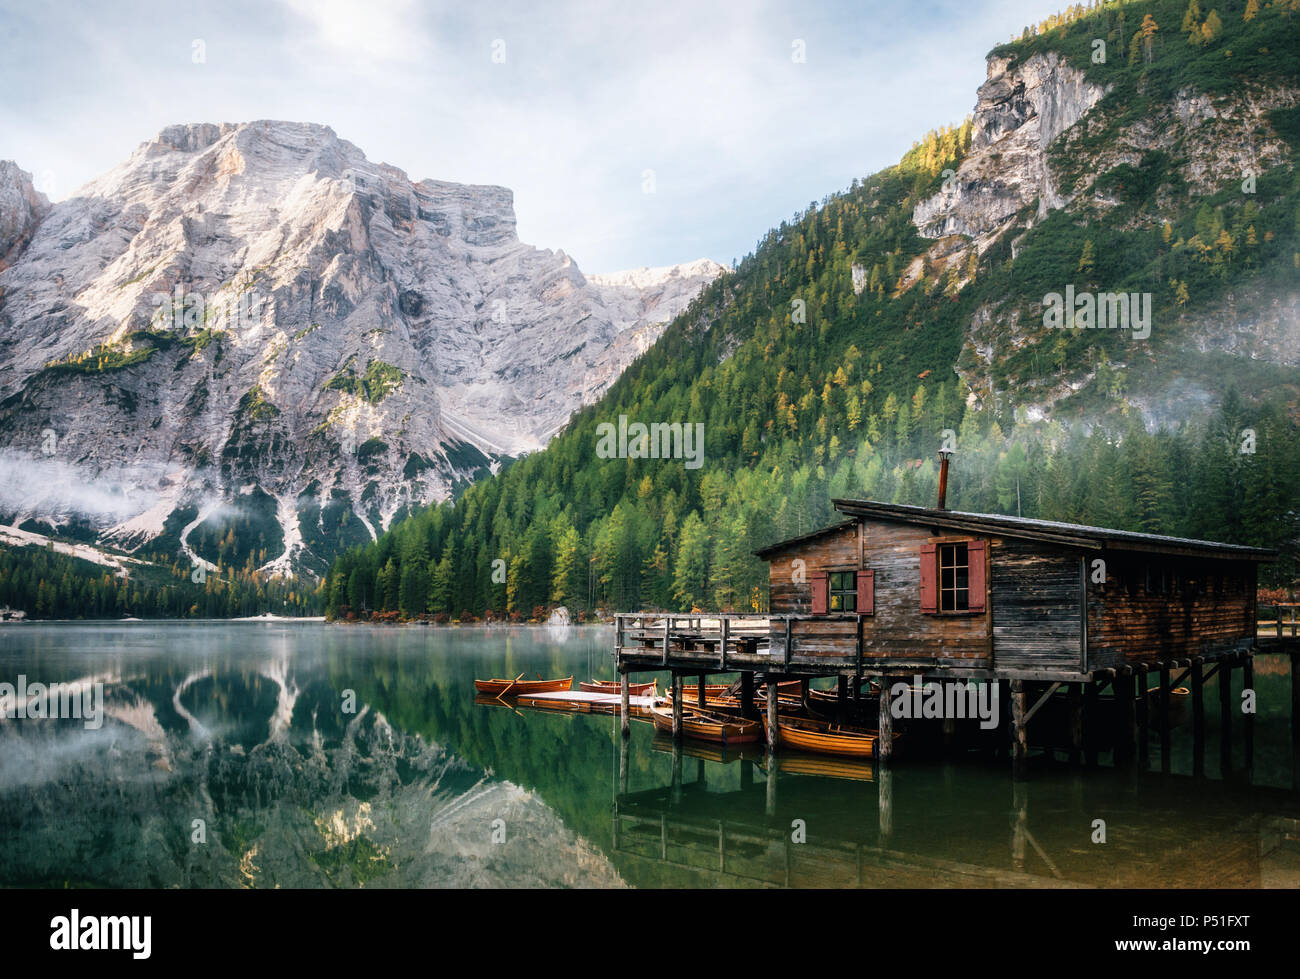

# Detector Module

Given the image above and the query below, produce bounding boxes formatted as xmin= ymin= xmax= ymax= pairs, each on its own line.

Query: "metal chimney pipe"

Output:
xmin=937 ymin=452 xmax=951 ymax=511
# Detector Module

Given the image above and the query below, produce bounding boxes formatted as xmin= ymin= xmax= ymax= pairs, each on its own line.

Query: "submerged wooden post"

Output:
xmin=877 ymin=767 xmax=893 ymax=842
xmin=1068 ymin=682 xmax=1084 ymax=766
xmin=1244 ymin=653 xmax=1255 ymax=771
xmin=672 ymin=673 xmax=683 ymax=742
xmin=1011 ymin=679 xmax=1028 ymax=779
xmin=741 ymin=671 xmax=755 ymax=718
xmin=618 ymin=733 xmax=630 ymax=797
xmin=620 ymin=671 xmax=631 ymax=738
xmin=697 ymin=674 xmax=706 ymax=709
xmin=1136 ymin=663 xmax=1150 ymax=769
xmin=837 ymin=674 xmax=848 ymax=725
xmin=1192 ymin=658 xmax=1205 ymax=776
xmin=877 ymin=677 xmax=894 ymax=766
xmin=1220 ymin=656 xmax=1233 ymax=773
xmin=1159 ymin=663 xmax=1171 ymax=773
xmin=1084 ymin=680 xmax=1099 ymax=767
xmin=766 ymin=678 xmax=780 ymax=753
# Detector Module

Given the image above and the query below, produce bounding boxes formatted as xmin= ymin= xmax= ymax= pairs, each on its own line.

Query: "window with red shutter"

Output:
xmin=919 ymin=542 xmax=938 ymax=613
xmin=857 ymin=569 xmax=874 ymax=615
xmin=810 ymin=572 xmax=828 ymax=615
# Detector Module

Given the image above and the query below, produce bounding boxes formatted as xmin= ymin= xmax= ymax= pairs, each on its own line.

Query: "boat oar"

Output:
xmin=496 ymin=672 xmax=526 ymax=701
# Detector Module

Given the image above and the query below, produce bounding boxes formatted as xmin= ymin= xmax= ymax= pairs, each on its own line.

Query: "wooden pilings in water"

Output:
xmin=1159 ymin=663 xmax=1172 ymax=773
xmin=1220 ymin=656 xmax=1233 ymax=774
xmin=741 ymin=672 xmax=754 ymax=717
xmin=697 ymin=674 xmax=706 ymax=709
xmin=620 ymin=671 xmax=631 ymax=738
xmin=1068 ymin=682 xmax=1084 ymax=765
xmin=877 ymin=676 xmax=894 ymax=766
xmin=766 ymin=677 xmax=780 ymax=753
xmin=672 ymin=673 xmax=683 ymax=742
xmin=1192 ymin=657 xmax=1205 ymax=776
xmin=1010 ymin=679 xmax=1028 ymax=779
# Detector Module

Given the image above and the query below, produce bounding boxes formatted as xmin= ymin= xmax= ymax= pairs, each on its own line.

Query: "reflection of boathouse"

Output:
xmin=612 ymin=750 xmax=1300 ymax=888
xmin=615 ymin=458 xmax=1293 ymax=773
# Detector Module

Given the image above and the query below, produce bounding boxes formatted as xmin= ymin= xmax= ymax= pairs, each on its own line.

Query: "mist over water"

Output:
xmin=0 ymin=621 xmax=1295 ymax=888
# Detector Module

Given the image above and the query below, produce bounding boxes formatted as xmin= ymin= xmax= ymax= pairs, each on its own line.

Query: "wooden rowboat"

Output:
xmin=763 ymin=714 xmax=888 ymax=758
xmin=579 ymin=678 xmax=658 ymax=696
xmin=649 ymin=704 xmax=763 ymax=744
xmin=473 ymin=675 xmax=572 ymax=696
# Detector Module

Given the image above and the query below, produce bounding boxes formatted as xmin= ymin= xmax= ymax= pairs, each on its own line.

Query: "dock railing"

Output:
xmin=1258 ymin=602 xmax=1300 ymax=639
xmin=615 ymin=612 xmax=869 ymax=670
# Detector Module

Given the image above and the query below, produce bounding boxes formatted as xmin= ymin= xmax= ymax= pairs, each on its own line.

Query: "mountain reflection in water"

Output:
xmin=0 ymin=622 xmax=1297 ymax=888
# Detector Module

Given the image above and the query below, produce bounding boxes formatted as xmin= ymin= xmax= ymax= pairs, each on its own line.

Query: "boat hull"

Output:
xmin=649 ymin=705 xmax=762 ymax=744
xmin=473 ymin=676 xmax=573 ymax=696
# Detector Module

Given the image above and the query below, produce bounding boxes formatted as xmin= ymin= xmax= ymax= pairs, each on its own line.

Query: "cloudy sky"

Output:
xmin=0 ymin=0 xmax=1051 ymax=273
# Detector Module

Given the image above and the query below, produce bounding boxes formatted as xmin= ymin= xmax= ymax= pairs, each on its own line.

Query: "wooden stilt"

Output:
xmin=671 ymin=739 xmax=683 ymax=804
xmin=620 ymin=671 xmax=631 ymax=737
xmin=1192 ymin=658 xmax=1205 ymax=777
xmin=1159 ymin=663 xmax=1171 ymax=773
xmin=697 ymin=674 xmax=706 ymax=709
xmin=1136 ymin=663 xmax=1150 ymax=769
xmin=942 ymin=681 xmax=957 ymax=753
xmin=741 ymin=671 xmax=754 ymax=718
xmin=877 ymin=677 xmax=894 ymax=766
xmin=672 ymin=673 xmax=683 ymax=742
xmin=1084 ymin=680 xmax=1099 ymax=767
xmin=765 ymin=761 xmax=777 ymax=817
xmin=1011 ymin=781 xmax=1028 ymax=871
xmin=1068 ymin=682 xmax=1084 ymax=766
xmin=766 ymin=677 xmax=780 ymax=753
xmin=618 ymin=734 xmax=630 ymax=797
xmin=1244 ymin=654 xmax=1255 ymax=771
xmin=1220 ymin=656 xmax=1233 ymax=774
xmin=1011 ymin=679 xmax=1028 ymax=779
xmin=837 ymin=674 xmax=848 ymax=725
xmin=800 ymin=677 xmax=811 ymax=714
xmin=877 ymin=767 xmax=893 ymax=841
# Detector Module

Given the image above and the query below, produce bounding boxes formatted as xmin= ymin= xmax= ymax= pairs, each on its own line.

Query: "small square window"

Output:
xmin=829 ymin=571 xmax=856 ymax=612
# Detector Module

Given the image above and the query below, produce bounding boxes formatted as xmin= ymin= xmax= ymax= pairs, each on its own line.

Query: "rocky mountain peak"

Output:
xmin=0 ymin=121 xmax=724 ymax=576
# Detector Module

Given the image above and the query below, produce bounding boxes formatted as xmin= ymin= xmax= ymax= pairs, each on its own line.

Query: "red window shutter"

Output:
xmin=857 ymin=569 xmax=874 ymax=615
xmin=919 ymin=542 xmax=938 ymax=614
xmin=811 ymin=572 xmax=828 ymax=615
xmin=967 ymin=539 xmax=987 ymax=613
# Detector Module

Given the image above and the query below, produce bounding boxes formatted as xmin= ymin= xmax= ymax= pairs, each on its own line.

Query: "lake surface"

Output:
xmin=0 ymin=621 xmax=1297 ymax=888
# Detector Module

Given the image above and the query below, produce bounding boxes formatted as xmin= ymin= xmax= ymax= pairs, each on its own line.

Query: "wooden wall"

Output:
xmin=766 ymin=520 xmax=990 ymax=669
xmin=767 ymin=525 xmax=859 ymax=615
xmin=990 ymin=537 xmax=1083 ymax=672
xmin=764 ymin=519 xmax=1262 ymax=674
xmin=1085 ymin=555 xmax=1257 ymax=668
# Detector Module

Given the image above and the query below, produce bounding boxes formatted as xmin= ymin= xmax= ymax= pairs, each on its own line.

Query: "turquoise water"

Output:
xmin=0 ymin=621 xmax=1296 ymax=888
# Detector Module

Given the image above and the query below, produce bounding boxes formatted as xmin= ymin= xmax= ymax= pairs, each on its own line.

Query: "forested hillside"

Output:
xmin=340 ymin=2 xmax=1295 ymax=619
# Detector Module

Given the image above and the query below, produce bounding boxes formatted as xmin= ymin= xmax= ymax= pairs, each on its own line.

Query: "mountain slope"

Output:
xmin=325 ymin=0 xmax=1300 ymax=621
xmin=0 ymin=122 xmax=724 ymax=576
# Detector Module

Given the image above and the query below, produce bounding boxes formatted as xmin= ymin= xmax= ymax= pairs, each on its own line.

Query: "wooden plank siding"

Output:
xmin=1084 ymin=555 xmax=1258 ymax=669
xmin=990 ymin=537 xmax=1084 ymax=672
xmin=766 ymin=520 xmax=990 ymax=670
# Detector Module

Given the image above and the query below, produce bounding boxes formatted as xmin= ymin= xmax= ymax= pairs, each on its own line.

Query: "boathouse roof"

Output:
xmin=751 ymin=499 xmax=1277 ymax=561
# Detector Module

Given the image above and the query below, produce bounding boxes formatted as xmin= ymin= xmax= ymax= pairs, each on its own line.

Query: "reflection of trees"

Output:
xmin=0 ymin=666 xmax=624 ymax=888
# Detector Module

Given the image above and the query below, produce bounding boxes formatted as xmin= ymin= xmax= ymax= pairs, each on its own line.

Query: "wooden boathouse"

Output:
xmin=614 ymin=461 xmax=1287 ymax=775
